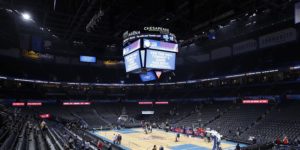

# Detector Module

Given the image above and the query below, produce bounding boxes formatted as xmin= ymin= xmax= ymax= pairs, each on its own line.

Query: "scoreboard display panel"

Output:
xmin=140 ymin=71 xmax=157 ymax=82
xmin=123 ymin=39 xmax=141 ymax=56
xmin=146 ymin=49 xmax=176 ymax=70
xmin=124 ymin=51 xmax=142 ymax=72
xmin=80 ymin=56 xmax=96 ymax=63
xmin=143 ymin=39 xmax=178 ymax=52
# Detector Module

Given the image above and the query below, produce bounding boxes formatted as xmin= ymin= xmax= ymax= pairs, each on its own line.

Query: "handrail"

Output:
xmin=15 ymin=122 xmax=27 ymax=150
xmin=36 ymin=129 xmax=47 ymax=150
xmin=44 ymin=134 xmax=56 ymax=150
xmin=93 ymin=109 xmax=111 ymax=125
xmin=64 ymin=127 xmax=98 ymax=150
xmin=28 ymin=130 xmax=36 ymax=150
xmin=46 ymin=128 xmax=64 ymax=150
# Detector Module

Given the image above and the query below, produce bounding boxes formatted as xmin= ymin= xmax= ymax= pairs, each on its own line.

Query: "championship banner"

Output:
xmin=22 ymin=50 xmax=54 ymax=60
xmin=23 ymin=50 xmax=40 ymax=59
xmin=296 ymin=2 xmax=300 ymax=24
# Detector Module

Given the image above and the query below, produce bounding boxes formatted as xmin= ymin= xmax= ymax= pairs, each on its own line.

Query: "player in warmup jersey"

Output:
xmin=206 ymin=130 xmax=222 ymax=150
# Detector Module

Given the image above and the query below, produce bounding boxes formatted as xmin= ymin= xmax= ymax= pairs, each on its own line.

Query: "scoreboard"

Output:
xmin=143 ymin=39 xmax=178 ymax=52
xmin=123 ymin=39 xmax=141 ymax=56
xmin=123 ymin=40 xmax=178 ymax=72
xmin=145 ymin=49 xmax=175 ymax=70
xmin=124 ymin=50 xmax=141 ymax=72
xmin=122 ymin=27 xmax=178 ymax=81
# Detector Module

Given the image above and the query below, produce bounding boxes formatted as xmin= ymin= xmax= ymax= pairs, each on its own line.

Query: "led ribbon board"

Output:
xmin=140 ymin=71 xmax=157 ymax=82
xmin=63 ymin=102 xmax=91 ymax=105
xmin=242 ymin=99 xmax=269 ymax=104
xmin=12 ymin=102 xmax=25 ymax=106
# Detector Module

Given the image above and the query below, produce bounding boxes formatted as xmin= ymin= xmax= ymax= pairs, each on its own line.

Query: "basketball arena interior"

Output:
xmin=1 ymin=0 xmax=300 ymax=150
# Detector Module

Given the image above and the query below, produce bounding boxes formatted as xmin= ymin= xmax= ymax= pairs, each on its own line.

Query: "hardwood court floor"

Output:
xmin=94 ymin=128 xmax=237 ymax=150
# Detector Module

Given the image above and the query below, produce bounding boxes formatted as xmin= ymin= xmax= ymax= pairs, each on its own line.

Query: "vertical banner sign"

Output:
xmin=54 ymin=0 xmax=56 ymax=11
xmin=296 ymin=2 xmax=300 ymax=24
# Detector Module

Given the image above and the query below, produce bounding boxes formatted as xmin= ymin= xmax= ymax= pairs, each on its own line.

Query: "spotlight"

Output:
xmin=21 ymin=13 xmax=31 ymax=20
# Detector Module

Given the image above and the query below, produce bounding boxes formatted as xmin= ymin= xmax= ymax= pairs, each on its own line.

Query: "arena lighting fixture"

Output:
xmin=21 ymin=12 xmax=31 ymax=20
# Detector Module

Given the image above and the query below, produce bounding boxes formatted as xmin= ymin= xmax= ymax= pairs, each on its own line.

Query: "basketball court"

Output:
xmin=91 ymin=128 xmax=246 ymax=150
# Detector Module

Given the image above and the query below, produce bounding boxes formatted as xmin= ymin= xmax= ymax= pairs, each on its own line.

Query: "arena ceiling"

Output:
xmin=0 ymin=0 xmax=293 ymax=58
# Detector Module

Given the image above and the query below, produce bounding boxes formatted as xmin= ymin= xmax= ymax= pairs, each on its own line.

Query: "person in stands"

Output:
xmin=275 ymin=137 xmax=281 ymax=145
xmin=235 ymin=143 xmax=240 ymax=150
xmin=107 ymin=143 xmax=112 ymax=150
xmin=283 ymin=136 xmax=289 ymax=145
xmin=81 ymin=140 xmax=85 ymax=149
xmin=97 ymin=140 xmax=103 ymax=150
xmin=40 ymin=120 xmax=47 ymax=133
xmin=84 ymin=140 xmax=91 ymax=150
xmin=68 ymin=137 xmax=74 ymax=149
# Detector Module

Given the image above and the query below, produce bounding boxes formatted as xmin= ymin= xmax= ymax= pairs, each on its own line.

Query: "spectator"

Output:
xmin=235 ymin=143 xmax=240 ymax=150
xmin=275 ymin=137 xmax=281 ymax=145
xmin=84 ymin=140 xmax=91 ymax=150
xmin=68 ymin=137 xmax=74 ymax=148
xmin=283 ymin=136 xmax=289 ymax=145
xmin=63 ymin=143 xmax=70 ymax=150
xmin=40 ymin=120 xmax=46 ymax=130
xmin=81 ymin=140 xmax=85 ymax=149
xmin=252 ymin=137 xmax=257 ymax=144
xmin=107 ymin=143 xmax=112 ymax=150
xmin=97 ymin=141 xmax=103 ymax=150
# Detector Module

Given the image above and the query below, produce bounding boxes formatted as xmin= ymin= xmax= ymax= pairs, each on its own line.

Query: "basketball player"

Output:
xmin=144 ymin=126 xmax=148 ymax=134
xmin=175 ymin=133 xmax=180 ymax=142
xmin=149 ymin=125 xmax=152 ymax=133
xmin=206 ymin=130 xmax=222 ymax=150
